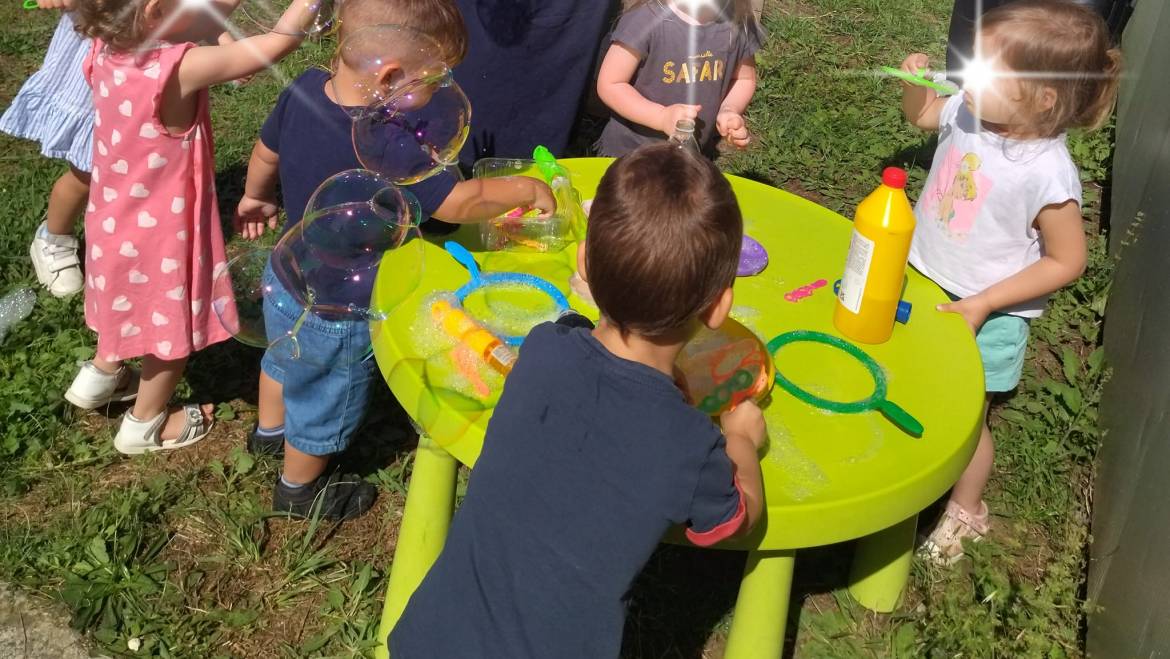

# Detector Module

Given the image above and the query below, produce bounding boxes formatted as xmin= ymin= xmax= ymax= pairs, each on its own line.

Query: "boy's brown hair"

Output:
xmin=982 ymin=0 xmax=1121 ymax=137
xmin=586 ymin=143 xmax=742 ymax=338
xmin=338 ymin=0 xmax=468 ymax=67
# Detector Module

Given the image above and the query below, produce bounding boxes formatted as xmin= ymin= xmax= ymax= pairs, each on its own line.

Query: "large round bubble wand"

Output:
xmin=767 ymin=330 xmax=924 ymax=437
xmin=444 ymin=242 xmax=569 ymax=347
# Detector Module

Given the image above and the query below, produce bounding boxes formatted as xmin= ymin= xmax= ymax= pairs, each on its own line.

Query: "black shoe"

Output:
xmin=272 ymin=472 xmax=378 ymax=521
xmin=248 ymin=425 xmax=285 ymax=457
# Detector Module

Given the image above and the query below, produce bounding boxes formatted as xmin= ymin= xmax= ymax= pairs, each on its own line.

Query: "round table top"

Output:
xmin=371 ymin=157 xmax=984 ymax=550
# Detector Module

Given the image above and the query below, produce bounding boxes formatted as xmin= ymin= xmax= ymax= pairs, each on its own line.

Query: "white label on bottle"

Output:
xmin=838 ymin=230 xmax=874 ymax=315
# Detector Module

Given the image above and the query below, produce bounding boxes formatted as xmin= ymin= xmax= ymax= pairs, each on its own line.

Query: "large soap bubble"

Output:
xmin=239 ymin=0 xmax=335 ymax=36
xmin=272 ymin=169 xmax=424 ymax=323
xmin=211 ymin=246 xmax=272 ymax=348
xmin=352 ymin=70 xmax=471 ymax=185
xmin=213 ymin=170 xmax=424 ymax=368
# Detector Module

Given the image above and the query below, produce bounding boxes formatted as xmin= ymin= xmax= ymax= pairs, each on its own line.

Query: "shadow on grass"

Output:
xmin=187 ymin=339 xmax=265 ymax=407
xmin=622 ymin=544 xmax=744 ymax=658
xmin=882 ymin=135 xmax=939 ymax=172
xmin=620 ymin=541 xmax=873 ymax=659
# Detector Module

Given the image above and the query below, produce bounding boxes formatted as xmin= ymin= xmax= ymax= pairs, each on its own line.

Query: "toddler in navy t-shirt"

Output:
xmin=234 ymin=0 xmax=556 ymax=522
xmin=390 ymin=143 xmax=767 ymax=658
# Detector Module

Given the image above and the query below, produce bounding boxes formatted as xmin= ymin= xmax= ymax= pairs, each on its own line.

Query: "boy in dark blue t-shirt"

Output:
xmin=390 ymin=143 xmax=767 ymax=658
xmin=234 ymin=0 xmax=556 ymax=521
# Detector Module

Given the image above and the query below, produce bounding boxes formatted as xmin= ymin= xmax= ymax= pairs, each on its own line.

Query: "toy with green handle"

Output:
xmin=766 ymin=330 xmax=925 ymax=438
xmin=881 ymin=66 xmax=958 ymax=95
xmin=532 ymin=145 xmax=586 ymax=241
xmin=533 ymin=145 xmax=569 ymax=184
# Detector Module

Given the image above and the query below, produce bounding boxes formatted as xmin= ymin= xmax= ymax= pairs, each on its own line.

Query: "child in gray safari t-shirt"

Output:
xmin=596 ymin=0 xmax=763 ymax=157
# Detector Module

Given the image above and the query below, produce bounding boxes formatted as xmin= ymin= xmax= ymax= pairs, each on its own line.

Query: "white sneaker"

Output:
xmin=30 ymin=223 xmax=83 ymax=297
xmin=64 ymin=361 xmax=139 ymax=410
xmin=114 ymin=405 xmax=213 ymax=455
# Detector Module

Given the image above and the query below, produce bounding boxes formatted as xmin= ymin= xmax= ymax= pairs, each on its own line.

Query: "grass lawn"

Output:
xmin=0 ymin=0 xmax=1113 ymax=656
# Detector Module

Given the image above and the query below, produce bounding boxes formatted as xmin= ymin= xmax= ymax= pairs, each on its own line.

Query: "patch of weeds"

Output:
xmin=297 ymin=561 xmax=385 ymax=656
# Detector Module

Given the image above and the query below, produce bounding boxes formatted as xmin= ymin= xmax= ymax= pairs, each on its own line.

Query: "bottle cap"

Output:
xmin=895 ymin=300 xmax=913 ymax=324
xmin=882 ymin=167 xmax=908 ymax=189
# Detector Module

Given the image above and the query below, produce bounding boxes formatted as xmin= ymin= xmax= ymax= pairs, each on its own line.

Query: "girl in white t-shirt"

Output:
xmin=899 ymin=0 xmax=1120 ymax=564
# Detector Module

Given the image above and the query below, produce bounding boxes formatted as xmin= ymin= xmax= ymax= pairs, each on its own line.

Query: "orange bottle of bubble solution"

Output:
xmin=431 ymin=299 xmax=517 ymax=375
xmin=832 ymin=167 xmax=916 ymax=344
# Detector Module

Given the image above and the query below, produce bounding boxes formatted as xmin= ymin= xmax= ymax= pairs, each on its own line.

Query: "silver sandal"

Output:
xmin=113 ymin=405 xmax=213 ymax=455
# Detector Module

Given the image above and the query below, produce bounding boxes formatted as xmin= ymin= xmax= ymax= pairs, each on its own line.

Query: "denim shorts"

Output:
xmin=260 ymin=265 xmax=377 ymax=456
xmin=976 ymin=312 xmax=1030 ymax=393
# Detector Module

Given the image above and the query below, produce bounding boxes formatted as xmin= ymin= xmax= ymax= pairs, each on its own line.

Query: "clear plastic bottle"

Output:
xmin=669 ymin=119 xmax=701 ymax=153
xmin=832 ymin=167 xmax=916 ymax=344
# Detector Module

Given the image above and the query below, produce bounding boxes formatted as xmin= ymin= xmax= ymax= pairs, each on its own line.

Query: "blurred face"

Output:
xmin=671 ymin=0 xmax=720 ymax=22
xmin=961 ymin=34 xmax=1032 ymax=126
xmin=149 ymin=0 xmax=241 ymax=44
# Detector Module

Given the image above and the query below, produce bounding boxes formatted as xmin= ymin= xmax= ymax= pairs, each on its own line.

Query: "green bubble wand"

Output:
xmin=766 ymin=330 xmax=924 ymax=438
xmin=881 ymin=66 xmax=959 ymax=95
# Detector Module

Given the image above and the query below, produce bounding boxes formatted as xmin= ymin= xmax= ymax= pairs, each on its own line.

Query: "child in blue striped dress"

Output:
xmin=1 ymin=3 xmax=93 ymax=297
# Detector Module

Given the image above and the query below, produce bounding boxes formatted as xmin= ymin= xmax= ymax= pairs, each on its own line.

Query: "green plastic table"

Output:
xmin=370 ymin=158 xmax=984 ymax=658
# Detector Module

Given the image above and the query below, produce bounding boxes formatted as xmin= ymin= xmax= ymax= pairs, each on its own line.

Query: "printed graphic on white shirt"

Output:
xmin=921 ymin=147 xmax=994 ymax=240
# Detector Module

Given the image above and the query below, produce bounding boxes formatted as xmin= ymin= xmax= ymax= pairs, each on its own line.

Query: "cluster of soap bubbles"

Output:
xmin=341 ymin=25 xmax=471 ymax=183
xmin=212 ymin=25 xmax=471 ymax=367
xmin=213 ymin=170 xmax=424 ymax=366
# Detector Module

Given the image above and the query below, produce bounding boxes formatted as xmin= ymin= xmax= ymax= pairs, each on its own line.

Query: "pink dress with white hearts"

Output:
xmin=82 ymin=40 xmax=230 ymax=362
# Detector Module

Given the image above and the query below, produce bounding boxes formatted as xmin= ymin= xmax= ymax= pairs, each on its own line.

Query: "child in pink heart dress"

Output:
xmin=64 ymin=0 xmax=323 ymax=454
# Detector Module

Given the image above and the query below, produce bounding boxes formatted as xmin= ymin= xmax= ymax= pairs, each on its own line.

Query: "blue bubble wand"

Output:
xmin=444 ymin=241 xmax=569 ymax=346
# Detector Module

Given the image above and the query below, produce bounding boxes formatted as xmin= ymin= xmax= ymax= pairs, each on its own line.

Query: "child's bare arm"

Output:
xmin=176 ymin=2 xmax=319 ymax=95
xmin=717 ymin=56 xmax=758 ymax=148
xmin=236 ymin=140 xmax=281 ymax=240
xmin=900 ymin=53 xmax=949 ymax=130
xmin=720 ymin=56 xmax=757 ymax=115
xmin=720 ymin=402 xmax=766 ymax=534
xmin=939 ymin=201 xmax=1087 ymax=332
xmin=433 ymin=177 xmax=556 ymax=224
xmin=597 ymin=43 xmax=700 ymax=136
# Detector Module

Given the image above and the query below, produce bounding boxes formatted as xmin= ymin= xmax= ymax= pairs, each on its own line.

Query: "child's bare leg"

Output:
xmin=258 ymin=371 xmax=285 ymax=429
xmin=91 ymin=355 xmax=123 ymax=374
xmin=133 ymin=355 xmax=213 ymax=439
xmin=950 ymin=396 xmax=994 ymax=513
xmin=282 ymin=444 xmax=331 ymax=485
xmin=46 ymin=166 xmax=90 ymax=235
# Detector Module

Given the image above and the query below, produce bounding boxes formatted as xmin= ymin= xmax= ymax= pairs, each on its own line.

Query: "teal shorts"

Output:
xmin=976 ymin=312 xmax=1030 ymax=392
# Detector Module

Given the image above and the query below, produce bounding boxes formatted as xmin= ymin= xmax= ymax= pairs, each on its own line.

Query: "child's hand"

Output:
xmin=525 ymin=179 xmax=557 ymax=217
xmin=900 ymin=53 xmax=932 ymax=81
xmin=937 ymin=294 xmax=992 ymax=335
xmin=235 ymin=195 xmax=279 ymax=240
xmin=721 ymin=401 xmax=766 ymax=452
xmin=659 ymin=103 xmax=701 ymax=136
xmin=716 ymin=109 xmax=751 ymax=148
xmin=35 ymin=0 xmax=74 ymax=8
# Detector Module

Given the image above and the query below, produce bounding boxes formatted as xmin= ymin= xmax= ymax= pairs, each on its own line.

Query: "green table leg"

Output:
xmin=374 ymin=435 xmax=459 ymax=659
xmin=723 ymin=549 xmax=796 ymax=659
xmin=848 ymin=514 xmax=918 ymax=613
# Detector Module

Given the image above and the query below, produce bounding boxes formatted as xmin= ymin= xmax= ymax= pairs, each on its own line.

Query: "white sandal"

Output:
xmin=65 ymin=361 xmax=140 ymax=410
xmin=919 ymin=500 xmax=989 ymax=566
xmin=113 ymin=405 xmax=213 ymax=455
